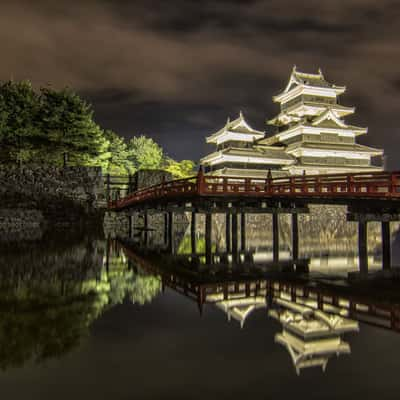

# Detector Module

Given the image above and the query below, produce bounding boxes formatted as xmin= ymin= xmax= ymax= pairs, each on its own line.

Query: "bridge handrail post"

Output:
xmin=244 ymin=178 xmax=250 ymax=193
xmin=347 ymin=175 xmax=354 ymax=193
xmin=290 ymin=176 xmax=295 ymax=193
xmin=390 ymin=172 xmax=397 ymax=194
xmin=315 ymin=176 xmax=321 ymax=194
xmin=197 ymin=166 xmax=205 ymax=194
xmin=266 ymin=169 xmax=273 ymax=194
xmin=302 ymin=170 xmax=307 ymax=193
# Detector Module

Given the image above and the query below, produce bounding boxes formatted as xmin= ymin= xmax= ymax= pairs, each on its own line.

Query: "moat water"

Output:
xmin=1 ymin=211 xmax=400 ymax=399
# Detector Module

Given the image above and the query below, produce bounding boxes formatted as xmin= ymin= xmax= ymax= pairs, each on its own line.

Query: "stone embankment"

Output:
xmin=0 ymin=166 xmax=105 ymax=230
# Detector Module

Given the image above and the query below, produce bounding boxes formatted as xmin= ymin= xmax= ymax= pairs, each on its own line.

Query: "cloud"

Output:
xmin=0 ymin=0 xmax=399 ymax=164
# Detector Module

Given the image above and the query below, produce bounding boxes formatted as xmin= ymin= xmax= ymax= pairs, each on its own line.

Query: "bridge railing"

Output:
xmin=200 ymin=171 xmax=400 ymax=197
xmin=108 ymin=176 xmax=197 ymax=208
xmin=109 ymin=170 xmax=400 ymax=209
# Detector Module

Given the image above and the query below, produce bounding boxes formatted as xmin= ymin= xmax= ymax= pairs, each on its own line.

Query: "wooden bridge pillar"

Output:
xmin=358 ymin=221 xmax=368 ymax=274
xmin=128 ymin=214 xmax=134 ymax=239
xmin=240 ymin=212 xmax=246 ymax=252
xmin=143 ymin=211 xmax=149 ymax=245
xmin=163 ymin=212 xmax=168 ymax=245
xmin=273 ymin=213 xmax=279 ymax=262
xmin=232 ymin=213 xmax=239 ymax=260
xmin=205 ymin=212 xmax=212 ymax=264
xmin=191 ymin=211 xmax=197 ymax=254
xmin=292 ymin=213 xmax=299 ymax=261
xmin=226 ymin=212 xmax=231 ymax=252
xmin=382 ymin=221 xmax=391 ymax=270
xmin=168 ymin=211 xmax=174 ymax=254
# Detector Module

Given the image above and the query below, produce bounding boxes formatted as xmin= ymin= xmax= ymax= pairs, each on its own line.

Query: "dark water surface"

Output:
xmin=1 ymin=212 xmax=400 ymax=399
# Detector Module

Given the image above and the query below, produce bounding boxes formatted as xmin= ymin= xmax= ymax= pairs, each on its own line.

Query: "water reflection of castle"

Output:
xmin=119 ymin=240 xmax=400 ymax=375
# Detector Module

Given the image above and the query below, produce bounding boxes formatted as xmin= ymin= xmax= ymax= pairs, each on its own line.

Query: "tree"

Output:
xmin=0 ymin=80 xmax=42 ymax=164
xmin=39 ymin=88 xmax=110 ymax=167
xmin=104 ymin=130 xmax=134 ymax=175
xmin=164 ymin=158 xmax=196 ymax=178
xmin=127 ymin=135 xmax=163 ymax=170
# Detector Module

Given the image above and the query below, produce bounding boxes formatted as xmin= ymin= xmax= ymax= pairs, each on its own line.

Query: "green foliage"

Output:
xmin=164 ymin=158 xmax=196 ymax=178
xmin=0 ymin=81 xmax=41 ymax=163
xmin=0 ymin=80 xmax=196 ymax=175
xmin=39 ymin=87 xmax=110 ymax=167
xmin=0 ymin=81 xmax=111 ymax=167
xmin=127 ymin=135 xmax=163 ymax=170
xmin=128 ymin=275 xmax=161 ymax=305
xmin=104 ymin=129 xmax=134 ymax=175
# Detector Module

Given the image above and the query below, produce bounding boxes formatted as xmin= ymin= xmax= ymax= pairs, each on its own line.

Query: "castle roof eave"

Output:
xmin=206 ymin=112 xmax=265 ymax=143
xmin=273 ymin=84 xmax=346 ymax=103
xmin=269 ymin=105 xmax=355 ymax=126
xmin=286 ymin=141 xmax=384 ymax=156
xmin=273 ymin=67 xmax=346 ymax=103
xmin=200 ymin=147 xmax=295 ymax=165
xmin=206 ymin=130 xmax=265 ymax=144
xmin=262 ymin=122 xmax=369 ymax=144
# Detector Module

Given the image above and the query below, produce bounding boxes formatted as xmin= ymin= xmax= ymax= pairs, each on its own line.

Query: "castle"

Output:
xmin=201 ymin=67 xmax=383 ymax=177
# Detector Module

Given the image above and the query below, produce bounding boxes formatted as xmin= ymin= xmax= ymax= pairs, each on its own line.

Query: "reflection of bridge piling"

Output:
xmin=191 ymin=211 xmax=196 ymax=254
xmin=382 ymin=221 xmax=391 ymax=270
xmin=240 ymin=213 xmax=246 ymax=252
xmin=358 ymin=221 xmax=368 ymax=275
xmin=273 ymin=213 xmax=279 ymax=262
xmin=226 ymin=213 xmax=231 ymax=252
xmin=205 ymin=212 xmax=212 ymax=264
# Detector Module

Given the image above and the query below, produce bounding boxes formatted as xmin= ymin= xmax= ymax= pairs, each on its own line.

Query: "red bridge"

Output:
xmin=108 ymin=170 xmax=400 ymax=211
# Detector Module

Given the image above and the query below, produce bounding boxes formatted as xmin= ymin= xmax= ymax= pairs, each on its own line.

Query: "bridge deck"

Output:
xmin=109 ymin=170 xmax=400 ymax=211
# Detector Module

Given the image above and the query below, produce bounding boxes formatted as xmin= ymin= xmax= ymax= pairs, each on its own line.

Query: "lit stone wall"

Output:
xmin=0 ymin=166 xmax=105 ymax=228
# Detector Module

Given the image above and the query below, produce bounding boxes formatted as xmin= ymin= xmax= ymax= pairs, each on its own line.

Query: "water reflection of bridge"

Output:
xmin=112 ymin=239 xmax=400 ymax=374
xmin=118 ymin=240 xmax=400 ymax=374
xmin=118 ymin=240 xmax=400 ymax=333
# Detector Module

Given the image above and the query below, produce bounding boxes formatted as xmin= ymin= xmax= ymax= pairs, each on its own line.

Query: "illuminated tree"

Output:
xmin=0 ymin=80 xmax=41 ymax=164
xmin=164 ymin=158 xmax=196 ymax=178
xmin=39 ymin=88 xmax=110 ymax=167
xmin=104 ymin=129 xmax=134 ymax=175
xmin=127 ymin=135 xmax=163 ymax=170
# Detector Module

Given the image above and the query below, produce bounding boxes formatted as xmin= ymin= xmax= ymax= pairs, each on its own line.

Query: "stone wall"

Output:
xmin=0 ymin=166 xmax=106 ymax=228
xmin=132 ymin=169 xmax=173 ymax=191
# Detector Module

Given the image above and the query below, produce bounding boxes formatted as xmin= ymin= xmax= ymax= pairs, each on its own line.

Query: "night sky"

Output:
xmin=1 ymin=0 xmax=400 ymax=167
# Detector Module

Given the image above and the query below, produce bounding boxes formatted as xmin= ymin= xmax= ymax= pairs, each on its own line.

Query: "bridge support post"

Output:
xmin=168 ymin=211 xmax=174 ymax=254
xmin=382 ymin=221 xmax=391 ymax=270
xmin=273 ymin=213 xmax=279 ymax=262
xmin=232 ymin=212 xmax=239 ymax=261
xmin=128 ymin=214 xmax=133 ymax=239
xmin=205 ymin=212 xmax=212 ymax=264
xmin=226 ymin=212 xmax=231 ymax=252
xmin=292 ymin=213 xmax=299 ymax=261
xmin=358 ymin=221 xmax=368 ymax=275
xmin=191 ymin=211 xmax=197 ymax=254
xmin=240 ymin=212 xmax=246 ymax=252
xmin=143 ymin=211 xmax=148 ymax=245
xmin=164 ymin=212 xmax=168 ymax=245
